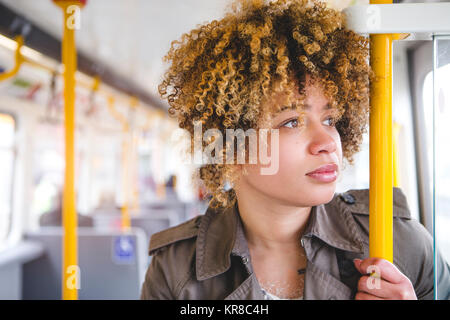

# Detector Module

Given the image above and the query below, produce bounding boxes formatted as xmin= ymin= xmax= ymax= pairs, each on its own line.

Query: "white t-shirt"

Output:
xmin=261 ymin=288 xmax=303 ymax=300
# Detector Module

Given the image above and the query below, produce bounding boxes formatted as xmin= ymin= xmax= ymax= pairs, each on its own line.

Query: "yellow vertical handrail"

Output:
xmin=369 ymin=0 xmax=394 ymax=263
xmin=0 ymin=36 xmax=24 ymax=82
xmin=130 ymin=132 xmax=140 ymax=213
xmin=53 ymin=0 xmax=85 ymax=300
xmin=107 ymin=96 xmax=131 ymax=231
xmin=129 ymin=97 xmax=140 ymax=213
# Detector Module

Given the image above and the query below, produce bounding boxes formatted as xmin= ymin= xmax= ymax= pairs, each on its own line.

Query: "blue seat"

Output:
xmin=22 ymin=227 xmax=147 ymax=300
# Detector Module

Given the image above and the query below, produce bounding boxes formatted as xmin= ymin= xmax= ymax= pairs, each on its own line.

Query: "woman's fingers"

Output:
xmin=354 ymin=257 xmax=405 ymax=284
xmin=356 ymin=275 xmax=415 ymax=299
xmin=353 ymin=258 xmax=417 ymax=300
xmin=354 ymin=291 xmax=384 ymax=300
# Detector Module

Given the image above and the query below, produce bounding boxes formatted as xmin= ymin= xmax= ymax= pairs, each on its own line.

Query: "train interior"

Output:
xmin=0 ymin=0 xmax=449 ymax=299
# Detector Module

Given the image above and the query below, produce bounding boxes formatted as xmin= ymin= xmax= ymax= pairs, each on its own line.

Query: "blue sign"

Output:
xmin=112 ymin=235 xmax=136 ymax=264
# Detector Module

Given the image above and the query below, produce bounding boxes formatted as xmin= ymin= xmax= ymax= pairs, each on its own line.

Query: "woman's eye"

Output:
xmin=281 ymin=118 xmax=298 ymax=128
xmin=323 ymin=117 xmax=335 ymax=127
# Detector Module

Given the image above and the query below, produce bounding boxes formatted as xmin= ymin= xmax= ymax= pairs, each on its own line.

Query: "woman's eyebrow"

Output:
xmin=280 ymin=104 xmax=297 ymax=111
xmin=303 ymin=103 xmax=332 ymax=111
xmin=277 ymin=103 xmax=332 ymax=117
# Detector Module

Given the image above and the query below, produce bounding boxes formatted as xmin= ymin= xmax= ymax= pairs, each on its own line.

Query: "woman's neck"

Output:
xmin=235 ymin=183 xmax=312 ymax=251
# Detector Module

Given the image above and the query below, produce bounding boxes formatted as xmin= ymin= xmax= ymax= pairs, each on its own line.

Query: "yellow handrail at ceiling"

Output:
xmin=0 ymin=36 xmax=24 ymax=82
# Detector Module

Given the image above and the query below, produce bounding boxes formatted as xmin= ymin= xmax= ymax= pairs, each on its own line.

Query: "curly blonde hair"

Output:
xmin=158 ymin=0 xmax=374 ymax=208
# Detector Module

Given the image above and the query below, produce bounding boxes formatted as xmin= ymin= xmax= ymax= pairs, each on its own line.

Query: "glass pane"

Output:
xmin=433 ymin=35 xmax=450 ymax=299
xmin=335 ymin=132 xmax=369 ymax=192
xmin=0 ymin=114 xmax=15 ymax=148
xmin=30 ymin=122 xmax=64 ymax=228
xmin=0 ymin=113 xmax=15 ymax=246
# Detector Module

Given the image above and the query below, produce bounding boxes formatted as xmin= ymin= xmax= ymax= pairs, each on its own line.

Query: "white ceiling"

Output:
xmin=2 ymin=0 xmax=443 ymax=101
xmin=0 ymin=0 xmax=233 ymax=98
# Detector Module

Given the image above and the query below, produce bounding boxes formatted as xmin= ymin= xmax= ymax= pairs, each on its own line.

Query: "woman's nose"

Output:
xmin=307 ymin=123 xmax=337 ymax=155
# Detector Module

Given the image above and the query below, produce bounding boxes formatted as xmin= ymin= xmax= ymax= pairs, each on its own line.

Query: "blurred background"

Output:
xmin=0 ymin=0 xmax=449 ymax=299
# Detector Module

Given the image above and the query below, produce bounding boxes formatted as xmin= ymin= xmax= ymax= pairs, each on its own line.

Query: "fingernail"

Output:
xmin=353 ymin=258 xmax=362 ymax=264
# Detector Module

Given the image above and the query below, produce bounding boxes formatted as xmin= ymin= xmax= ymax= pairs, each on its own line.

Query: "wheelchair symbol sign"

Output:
xmin=112 ymin=235 xmax=136 ymax=264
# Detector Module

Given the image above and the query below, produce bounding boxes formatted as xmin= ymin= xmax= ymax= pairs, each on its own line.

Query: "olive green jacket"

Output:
xmin=141 ymin=187 xmax=449 ymax=300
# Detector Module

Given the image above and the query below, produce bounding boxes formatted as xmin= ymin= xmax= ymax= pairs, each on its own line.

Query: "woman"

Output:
xmin=141 ymin=0 xmax=446 ymax=300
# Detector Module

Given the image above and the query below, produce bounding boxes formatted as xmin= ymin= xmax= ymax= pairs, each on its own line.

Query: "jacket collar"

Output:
xmin=195 ymin=193 xmax=365 ymax=281
xmin=196 ymin=200 xmax=254 ymax=281
xmin=303 ymin=195 xmax=365 ymax=254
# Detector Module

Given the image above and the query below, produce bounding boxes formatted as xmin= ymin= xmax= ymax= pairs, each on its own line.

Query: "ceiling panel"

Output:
xmin=2 ymin=0 xmax=442 ymax=98
xmin=0 ymin=0 xmax=231 ymax=97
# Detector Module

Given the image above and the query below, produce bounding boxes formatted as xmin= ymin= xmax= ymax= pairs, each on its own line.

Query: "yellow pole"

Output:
xmin=107 ymin=96 xmax=131 ymax=231
xmin=53 ymin=0 xmax=85 ymax=300
xmin=129 ymin=98 xmax=140 ymax=213
xmin=121 ymin=136 xmax=131 ymax=230
xmin=121 ymin=138 xmax=131 ymax=230
xmin=369 ymin=0 xmax=393 ymax=262
xmin=0 ymin=36 xmax=24 ymax=82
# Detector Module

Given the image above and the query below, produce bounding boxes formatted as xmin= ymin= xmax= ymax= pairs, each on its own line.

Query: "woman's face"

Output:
xmin=236 ymin=77 xmax=343 ymax=207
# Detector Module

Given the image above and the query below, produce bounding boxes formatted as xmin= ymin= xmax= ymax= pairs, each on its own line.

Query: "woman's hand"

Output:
xmin=353 ymin=257 xmax=417 ymax=300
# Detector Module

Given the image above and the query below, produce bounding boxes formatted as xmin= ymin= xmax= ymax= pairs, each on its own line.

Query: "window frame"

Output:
xmin=0 ymin=110 xmax=18 ymax=248
xmin=407 ymin=40 xmax=434 ymax=233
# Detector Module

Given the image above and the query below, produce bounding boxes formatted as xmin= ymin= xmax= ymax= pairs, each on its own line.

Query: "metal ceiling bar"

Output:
xmin=344 ymin=3 xmax=450 ymax=35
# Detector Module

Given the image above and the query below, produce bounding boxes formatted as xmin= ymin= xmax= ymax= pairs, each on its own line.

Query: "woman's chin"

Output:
xmin=277 ymin=188 xmax=335 ymax=208
xmin=297 ymin=184 xmax=336 ymax=206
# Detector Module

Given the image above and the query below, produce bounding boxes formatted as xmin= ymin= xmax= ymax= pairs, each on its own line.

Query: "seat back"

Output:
xmin=22 ymin=227 xmax=147 ymax=300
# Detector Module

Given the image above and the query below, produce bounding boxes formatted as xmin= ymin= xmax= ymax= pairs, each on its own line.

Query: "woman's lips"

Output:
xmin=306 ymin=164 xmax=338 ymax=183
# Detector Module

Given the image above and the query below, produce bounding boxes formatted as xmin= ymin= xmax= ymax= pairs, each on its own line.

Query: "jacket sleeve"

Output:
xmin=436 ymin=246 xmax=450 ymax=300
xmin=398 ymin=218 xmax=450 ymax=300
xmin=140 ymin=252 xmax=175 ymax=300
xmin=409 ymin=219 xmax=434 ymax=299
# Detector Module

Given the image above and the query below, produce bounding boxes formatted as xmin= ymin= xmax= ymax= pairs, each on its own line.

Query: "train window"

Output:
xmin=30 ymin=122 xmax=65 ymax=229
xmin=425 ymin=37 xmax=450 ymax=298
xmin=423 ymin=42 xmax=450 ymax=262
xmin=0 ymin=112 xmax=16 ymax=246
xmin=336 ymin=42 xmax=421 ymax=225
xmin=335 ymin=132 xmax=369 ymax=193
xmin=81 ymin=131 xmax=121 ymax=213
